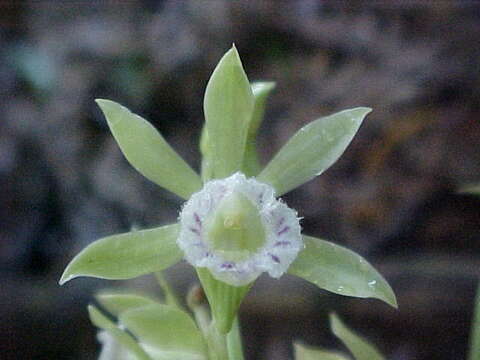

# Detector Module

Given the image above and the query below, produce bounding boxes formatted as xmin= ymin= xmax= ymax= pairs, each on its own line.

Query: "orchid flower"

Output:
xmin=60 ymin=46 xmax=396 ymax=344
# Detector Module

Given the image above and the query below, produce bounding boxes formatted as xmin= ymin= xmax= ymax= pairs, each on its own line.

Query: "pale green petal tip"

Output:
xmin=382 ymin=283 xmax=398 ymax=309
xmin=59 ymin=251 xmax=90 ymax=285
xmin=352 ymin=107 xmax=372 ymax=123
xmin=95 ymin=98 xmax=122 ymax=122
xmin=336 ymin=106 xmax=372 ymax=128
xmin=59 ymin=264 xmax=80 ymax=285
xmin=218 ymin=44 xmax=243 ymax=71
xmin=252 ymin=81 xmax=276 ymax=96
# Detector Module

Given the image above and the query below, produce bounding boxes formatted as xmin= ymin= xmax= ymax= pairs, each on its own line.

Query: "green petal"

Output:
xmin=242 ymin=82 xmax=276 ymax=177
xmin=203 ymin=45 xmax=254 ymax=179
xmin=96 ymin=99 xmax=202 ymax=199
xmin=119 ymin=304 xmax=207 ymax=359
xmin=468 ymin=282 xmax=480 ymax=360
xmin=330 ymin=313 xmax=385 ymax=360
xmin=88 ymin=305 xmax=152 ymax=360
xmin=258 ymin=107 xmax=371 ymax=196
xmin=196 ymin=267 xmax=251 ymax=334
xmin=60 ymin=224 xmax=182 ymax=284
xmin=294 ymin=343 xmax=349 ymax=360
xmin=96 ymin=293 xmax=158 ymax=317
xmin=288 ymin=236 xmax=397 ymax=308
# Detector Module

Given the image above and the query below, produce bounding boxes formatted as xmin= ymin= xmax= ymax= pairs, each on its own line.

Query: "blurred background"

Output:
xmin=1 ymin=1 xmax=479 ymax=359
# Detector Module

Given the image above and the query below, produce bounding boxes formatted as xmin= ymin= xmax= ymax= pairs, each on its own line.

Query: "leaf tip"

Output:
xmin=386 ymin=291 xmax=398 ymax=309
xmin=252 ymin=81 xmax=276 ymax=96
xmin=376 ymin=278 xmax=398 ymax=309
xmin=59 ymin=266 xmax=77 ymax=285
xmin=95 ymin=98 xmax=114 ymax=112
xmin=350 ymin=107 xmax=372 ymax=124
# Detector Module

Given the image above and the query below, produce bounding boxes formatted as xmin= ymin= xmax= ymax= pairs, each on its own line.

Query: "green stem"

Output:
xmin=206 ymin=321 xmax=229 ymax=360
xmin=187 ymin=287 xmax=229 ymax=360
xmin=227 ymin=317 xmax=244 ymax=360
xmin=468 ymin=282 xmax=480 ymax=360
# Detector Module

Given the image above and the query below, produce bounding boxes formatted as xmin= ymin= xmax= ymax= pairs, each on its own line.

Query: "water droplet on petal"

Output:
xmin=368 ymin=280 xmax=377 ymax=287
xmin=337 ymin=286 xmax=344 ymax=292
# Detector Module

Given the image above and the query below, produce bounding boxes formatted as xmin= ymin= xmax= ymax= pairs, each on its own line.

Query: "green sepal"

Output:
xmin=288 ymin=236 xmax=397 ymax=308
xmin=96 ymin=292 xmax=158 ymax=317
xmin=468 ymin=282 xmax=480 ymax=360
xmin=203 ymin=45 xmax=254 ymax=180
xmin=119 ymin=304 xmax=207 ymax=359
xmin=88 ymin=305 xmax=152 ymax=360
xmin=258 ymin=107 xmax=371 ymax=196
xmin=196 ymin=267 xmax=251 ymax=334
xmin=96 ymin=99 xmax=202 ymax=199
xmin=330 ymin=313 xmax=385 ymax=360
xmin=242 ymin=82 xmax=276 ymax=177
xmin=60 ymin=224 xmax=182 ymax=284
xmin=294 ymin=343 xmax=349 ymax=360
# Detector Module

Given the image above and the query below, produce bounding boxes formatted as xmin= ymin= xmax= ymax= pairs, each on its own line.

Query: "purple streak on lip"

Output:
xmin=274 ymin=241 xmax=290 ymax=247
xmin=269 ymin=253 xmax=280 ymax=263
xmin=277 ymin=226 xmax=290 ymax=236
xmin=194 ymin=212 xmax=202 ymax=227
xmin=221 ymin=263 xmax=234 ymax=269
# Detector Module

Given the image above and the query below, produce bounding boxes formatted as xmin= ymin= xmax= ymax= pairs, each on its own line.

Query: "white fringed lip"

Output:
xmin=177 ymin=173 xmax=303 ymax=286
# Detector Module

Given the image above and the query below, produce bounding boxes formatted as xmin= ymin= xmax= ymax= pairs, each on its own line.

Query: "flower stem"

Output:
xmin=227 ymin=317 xmax=244 ymax=360
xmin=187 ymin=285 xmax=228 ymax=359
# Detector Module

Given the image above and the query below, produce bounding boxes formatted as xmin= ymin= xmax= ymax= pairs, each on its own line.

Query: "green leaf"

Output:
xmin=88 ymin=305 xmax=152 ymax=360
xmin=203 ymin=45 xmax=254 ymax=179
xmin=288 ymin=236 xmax=397 ymax=308
xmin=196 ymin=267 xmax=251 ymax=334
xmin=459 ymin=183 xmax=480 ymax=196
xmin=96 ymin=293 xmax=158 ymax=317
xmin=60 ymin=224 xmax=182 ymax=284
xmin=258 ymin=108 xmax=371 ymax=196
xmin=330 ymin=313 xmax=384 ymax=360
xmin=294 ymin=343 xmax=349 ymax=360
xmin=468 ymin=282 xmax=480 ymax=360
xmin=96 ymin=99 xmax=202 ymax=199
xmin=242 ymin=82 xmax=276 ymax=177
xmin=119 ymin=304 xmax=207 ymax=359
